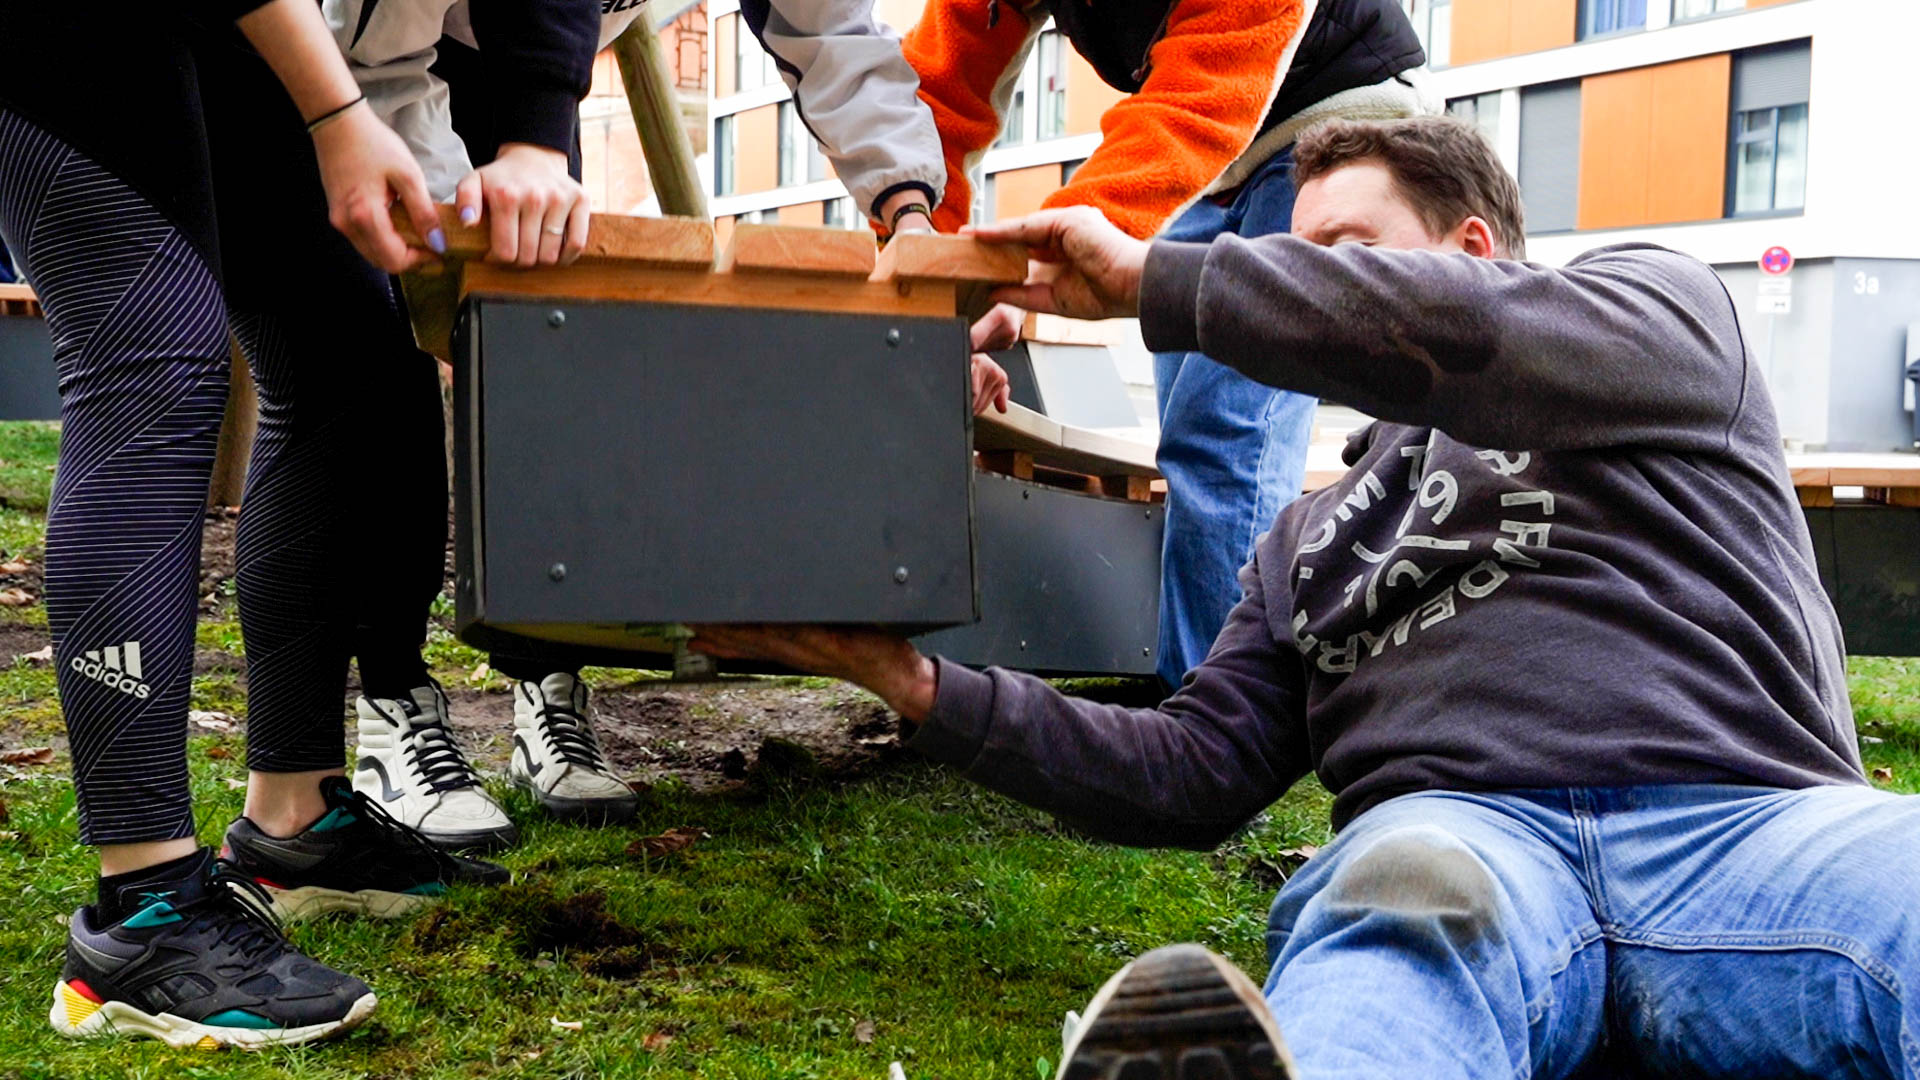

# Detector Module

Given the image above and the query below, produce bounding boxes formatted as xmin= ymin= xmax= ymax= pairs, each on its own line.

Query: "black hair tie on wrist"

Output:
xmin=888 ymin=201 xmax=933 ymax=235
xmin=305 ymin=95 xmax=366 ymax=135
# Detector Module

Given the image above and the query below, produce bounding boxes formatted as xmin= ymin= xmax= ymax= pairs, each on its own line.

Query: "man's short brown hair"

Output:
xmin=1294 ymin=116 xmax=1527 ymax=259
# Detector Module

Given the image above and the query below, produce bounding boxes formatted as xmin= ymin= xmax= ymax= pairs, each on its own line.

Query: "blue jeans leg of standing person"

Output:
xmin=1154 ymin=147 xmax=1317 ymax=688
xmin=1260 ymin=783 xmax=1920 ymax=1079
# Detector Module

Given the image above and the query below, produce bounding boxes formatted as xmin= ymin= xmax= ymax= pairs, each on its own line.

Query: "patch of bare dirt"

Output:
xmin=2 ymin=511 xmax=911 ymax=792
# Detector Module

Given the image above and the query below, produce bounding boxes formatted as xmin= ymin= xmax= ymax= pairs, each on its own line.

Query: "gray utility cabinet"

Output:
xmin=452 ymin=296 xmax=979 ymax=664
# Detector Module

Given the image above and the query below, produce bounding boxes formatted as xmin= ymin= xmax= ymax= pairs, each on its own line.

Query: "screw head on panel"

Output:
xmin=548 ymin=563 xmax=567 ymax=582
xmin=893 ymin=566 xmax=910 ymax=584
xmin=886 ymin=328 xmax=902 ymax=347
xmin=1142 ymin=647 xmax=1151 ymax=657
xmin=547 ymin=310 xmax=567 ymax=328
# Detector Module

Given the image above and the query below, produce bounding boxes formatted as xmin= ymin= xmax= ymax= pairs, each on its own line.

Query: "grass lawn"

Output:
xmin=1 ymin=420 xmax=1917 ymax=1079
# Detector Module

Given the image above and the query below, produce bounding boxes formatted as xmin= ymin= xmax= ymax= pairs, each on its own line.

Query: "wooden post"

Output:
xmin=208 ymin=338 xmax=256 ymax=508
xmin=612 ymin=18 xmax=710 ymax=220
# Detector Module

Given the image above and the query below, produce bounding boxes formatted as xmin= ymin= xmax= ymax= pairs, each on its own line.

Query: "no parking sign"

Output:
xmin=1760 ymin=246 xmax=1794 ymax=276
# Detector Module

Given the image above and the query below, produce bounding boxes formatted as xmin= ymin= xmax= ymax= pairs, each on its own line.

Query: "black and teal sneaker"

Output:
xmin=223 ymin=776 xmax=510 ymax=920
xmin=51 ymin=848 xmax=375 ymax=1049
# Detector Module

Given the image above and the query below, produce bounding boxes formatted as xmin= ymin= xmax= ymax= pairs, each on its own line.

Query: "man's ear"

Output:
xmin=1454 ymin=216 xmax=1498 ymax=259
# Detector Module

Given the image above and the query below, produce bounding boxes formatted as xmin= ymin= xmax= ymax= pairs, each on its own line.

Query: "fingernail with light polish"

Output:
xmin=427 ymin=228 xmax=447 ymax=254
xmin=459 ymin=206 xmax=479 ymax=226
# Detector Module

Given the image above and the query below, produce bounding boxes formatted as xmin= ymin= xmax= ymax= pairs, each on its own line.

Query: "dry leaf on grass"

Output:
xmin=643 ymin=1033 xmax=675 ymax=1052
xmin=854 ymin=1020 xmax=876 ymax=1044
xmin=1 ymin=747 xmax=54 ymax=767
xmin=550 ymin=1018 xmax=583 ymax=1032
xmin=0 ymin=797 xmax=9 ymax=823
xmin=0 ymin=560 xmax=29 ymax=575
xmin=626 ymin=827 xmax=708 ymax=859
xmin=205 ymin=746 xmax=233 ymax=760
xmin=17 ymin=645 xmax=51 ymax=665
xmin=1873 ymin=766 xmax=1895 ymax=783
xmin=0 ymin=831 xmax=19 ymax=842
xmin=0 ymin=588 xmax=35 ymax=607
xmin=223 ymin=778 xmax=246 ymax=790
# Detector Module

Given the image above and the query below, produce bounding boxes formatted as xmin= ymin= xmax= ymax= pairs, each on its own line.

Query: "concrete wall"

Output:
xmin=1827 ymin=257 xmax=1920 ymax=451
xmin=1719 ymin=259 xmax=1834 ymax=448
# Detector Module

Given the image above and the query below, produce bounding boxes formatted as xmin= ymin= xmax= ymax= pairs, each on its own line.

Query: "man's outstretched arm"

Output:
xmin=973 ymin=207 xmax=1754 ymax=455
xmin=693 ymin=556 xmax=1311 ymax=850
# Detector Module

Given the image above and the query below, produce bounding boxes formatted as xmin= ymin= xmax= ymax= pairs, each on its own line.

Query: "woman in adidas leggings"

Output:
xmin=0 ymin=0 xmax=506 ymax=1049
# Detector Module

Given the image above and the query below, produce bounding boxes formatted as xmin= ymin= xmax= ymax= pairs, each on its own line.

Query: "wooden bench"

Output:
xmin=0 ymin=283 xmax=41 ymax=318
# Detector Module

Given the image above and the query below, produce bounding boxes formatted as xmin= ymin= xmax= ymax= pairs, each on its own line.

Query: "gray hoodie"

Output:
xmin=909 ymin=237 xmax=1863 ymax=844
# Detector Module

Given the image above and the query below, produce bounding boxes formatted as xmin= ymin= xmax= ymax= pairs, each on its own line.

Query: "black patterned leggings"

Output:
xmin=0 ymin=34 xmax=447 ymax=846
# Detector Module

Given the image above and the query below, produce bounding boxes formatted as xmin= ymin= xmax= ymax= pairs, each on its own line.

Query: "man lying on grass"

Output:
xmin=694 ymin=115 xmax=1917 ymax=1079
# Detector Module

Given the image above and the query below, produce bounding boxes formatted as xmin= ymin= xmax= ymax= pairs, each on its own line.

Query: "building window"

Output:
xmin=1672 ymin=0 xmax=1742 ymax=20
xmin=1730 ymin=104 xmax=1808 ymax=214
xmin=777 ymin=102 xmax=803 ymax=185
xmin=1728 ymin=40 xmax=1811 ymax=216
xmin=1061 ymin=158 xmax=1084 ymax=184
xmin=1037 ymin=32 xmax=1068 ymax=140
xmin=714 ymin=115 xmax=735 ymax=196
xmin=824 ymin=196 xmax=859 ymax=229
xmin=1578 ymin=0 xmax=1646 ymax=39
xmin=735 ymin=20 xmax=778 ymax=93
xmin=996 ymin=34 xmax=1047 ymax=147
xmin=979 ymin=173 xmax=996 ymax=225
xmin=1446 ymin=92 xmax=1502 ymax=147
xmin=807 ymin=132 xmax=830 ymax=185
xmin=1403 ymin=0 xmax=1451 ymax=68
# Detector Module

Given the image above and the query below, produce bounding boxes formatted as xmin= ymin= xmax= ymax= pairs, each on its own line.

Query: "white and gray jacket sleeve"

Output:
xmin=741 ymin=0 xmax=947 ymax=219
xmin=323 ymin=0 xmax=474 ymax=201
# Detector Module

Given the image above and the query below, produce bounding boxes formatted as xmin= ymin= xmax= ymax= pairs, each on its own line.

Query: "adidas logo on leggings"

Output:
xmin=71 ymin=641 xmax=151 ymax=700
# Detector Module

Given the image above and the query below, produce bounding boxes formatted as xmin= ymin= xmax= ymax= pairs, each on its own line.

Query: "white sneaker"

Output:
xmin=353 ymin=684 xmax=519 ymax=852
xmin=508 ymin=673 xmax=639 ymax=824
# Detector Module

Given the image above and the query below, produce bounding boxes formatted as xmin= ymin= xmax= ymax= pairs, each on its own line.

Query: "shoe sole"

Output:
xmin=264 ymin=884 xmax=442 ymax=921
xmin=50 ymin=981 xmax=376 ymax=1050
xmin=417 ymin=823 xmax=521 ymax=854
xmin=511 ymin=775 xmax=640 ymax=825
xmin=1061 ymin=945 xmax=1297 ymax=1080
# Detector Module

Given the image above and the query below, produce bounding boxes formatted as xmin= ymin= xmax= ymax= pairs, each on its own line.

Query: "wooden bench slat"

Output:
xmin=872 ymin=233 xmax=1026 ymax=284
xmin=395 ymin=205 xmax=714 ymax=267
xmin=716 ymin=223 xmax=875 ymax=277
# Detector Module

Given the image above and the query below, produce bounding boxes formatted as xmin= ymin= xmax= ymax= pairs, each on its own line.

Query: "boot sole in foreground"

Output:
xmin=51 ymin=981 xmax=375 ymax=1050
xmin=1061 ymin=944 xmax=1297 ymax=1080
xmin=262 ymin=883 xmax=445 ymax=921
xmin=511 ymin=774 xmax=640 ymax=825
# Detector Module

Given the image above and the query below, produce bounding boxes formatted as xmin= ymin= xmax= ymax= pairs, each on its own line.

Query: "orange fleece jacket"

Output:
xmin=904 ymin=0 xmax=1307 ymax=239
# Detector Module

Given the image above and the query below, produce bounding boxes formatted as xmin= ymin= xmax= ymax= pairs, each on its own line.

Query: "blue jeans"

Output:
xmin=1263 ymin=784 xmax=1920 ymax=1078
xmin=1154 ymin=148 xmax=1317 ymax=687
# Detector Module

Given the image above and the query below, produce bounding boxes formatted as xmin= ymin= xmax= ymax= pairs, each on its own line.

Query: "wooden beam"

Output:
xmin=977 ymin=450 xmax=1033 ymax=480
xmin=1100 ymin=474 xmax=1154 ymax=502
xmin=461 ymin=261 xmax=954 ymax=319
xmin=974 ymin=402 xmax=1159 ymax=480
xmin=716 ymin=223 xmax=876 ymax=277
xmin=208 ymin=338 xmax=257 ymax=508
xmin=873 ymin=233 xmax=1026 ymax=284
xmin=395 ymin=205 xmax=714 ymax=266
xmin=1798 ymin=486 xmax=1835 ymax=508
xmin=611 ymin=18 xmax=710 ymax=219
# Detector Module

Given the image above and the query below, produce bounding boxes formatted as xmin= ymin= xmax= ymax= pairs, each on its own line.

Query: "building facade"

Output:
xmin=683 ymin=0 xmax=1917 ymax=450
xmin=1424 ymin=0 xmax=1917 ymax=451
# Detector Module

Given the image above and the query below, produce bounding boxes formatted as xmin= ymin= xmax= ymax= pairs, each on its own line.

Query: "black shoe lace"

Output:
xmin=339 ymin=786 xmax=466 ymax=882
xmin=535 ymin=700 xmax=610 ymax=771
xmin=402 ymin=693 xmax=481 ymax=794
xmin=181 ymin=861 xmax=294 ymax=964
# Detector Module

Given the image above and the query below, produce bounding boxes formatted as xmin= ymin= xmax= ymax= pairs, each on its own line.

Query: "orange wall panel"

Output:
xmin=778 ymin=201 xmax=825 ymax=226
xmin=1577 ymin=67 xmax=1654 ymax=229
xmin=993 ymin=163 xmax=1062 ymax=220
xmin=1646 ymin=54 xmax=1731 ymax=224
xmin=734 ymin=104 xmax=780 ymax=195
xmin=1065 ymin=51 xmax=1127 ymax=137
xmin=1577 ymin=54 xmax=1733 ymax=230
xmin=1509 ymin=0 xmax=1576 ymax=55
xmin=715 ymin=13 xmax=737 ymax=96
xmin=1449 ymin=0 xmax=1512 ymax=66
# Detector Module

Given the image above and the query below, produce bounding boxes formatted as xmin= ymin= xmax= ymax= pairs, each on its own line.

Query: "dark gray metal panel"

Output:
xmin=0 ymin=318 xmax=59 ymax=421
xmin=993 ymin=342 xmax=1044 ymax=414
xmin=1519 ymin=82 xmax=1581 ymax=235
xmin=1827 ymin=506 xmax=1920 ymax=657
xmin=1800 ymin=506 xmax=1838 ymax=607
xmin=1733 ymin=39 xmax=1811 ymax=112
xmin=916 ymin=471 xmax=1161 ymax=676
xmin=467 ymin=297 xmax=976 ymax=631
